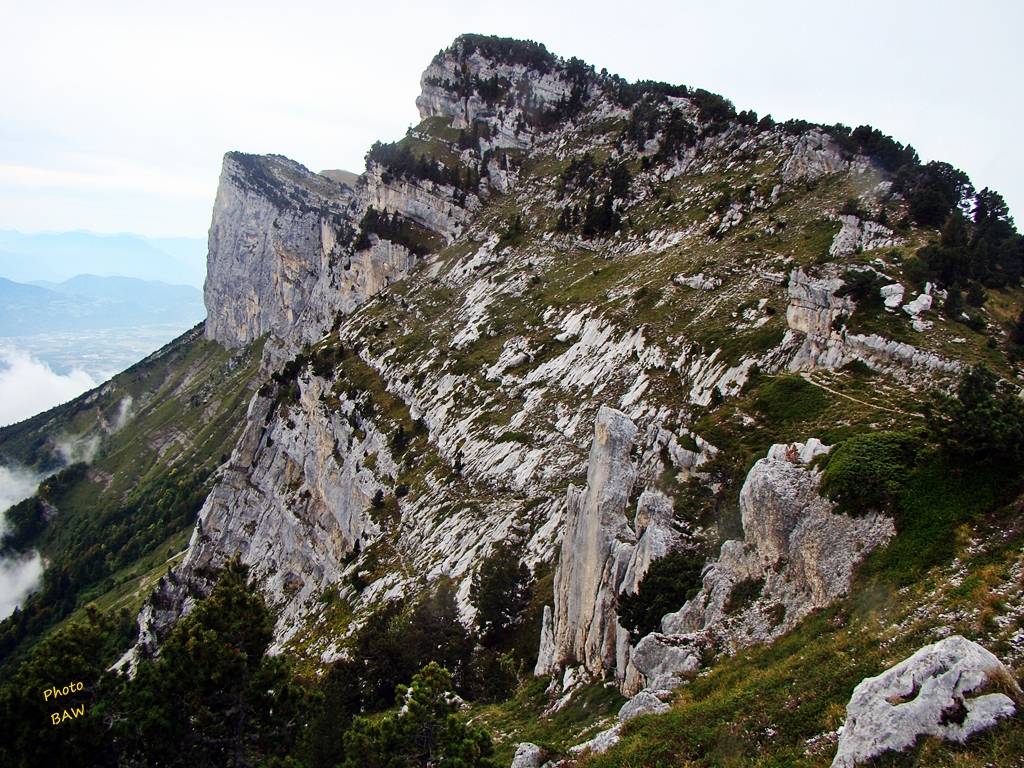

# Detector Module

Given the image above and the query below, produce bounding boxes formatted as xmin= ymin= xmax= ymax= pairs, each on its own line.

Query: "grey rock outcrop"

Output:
xmin=629 ymin=440 xmax=894 ymax=690
xmin=618 ymin=689 xmax=670 ymax=723
xmin=136 ymin=372 xmax=388 ymax=652
xmin=781 ymin=130 xmax=848 ymax=183
xmin=416 ymin=35 xmax=586 ymax=152
xmin=661 ymin=439 xmax=894 ymax=644
xmin=570 ymin=723 xmax=622 ymax=756
xmin=829 ymin=215 xmax=899 ymax=258
xmin=363 ymin=163 xmax=476 ymax=241
xmin=629 ymin=631 xmax=708 ymax=691
xmin=832 ymin=636 xmax=1020 ymax=767
xmin=204 ymin=152 xmax=458 ymax=355
xmin=785 ymin=267 xmax=854 ymax=342
xmin=785 ymin=268 xmax=959 ymax=375
xmin=510 ymin=742 xmax=545 ymax=768
xmin=537 ymin=406 xmax=639 ymax=679
xmin=621 ymin=490 xmax=681 ymax=595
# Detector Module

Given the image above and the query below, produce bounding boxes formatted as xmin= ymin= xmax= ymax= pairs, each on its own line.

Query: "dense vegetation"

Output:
xmin=365 ymin=140 xmax=477 ymax=190
xmin=617 ymin=551 xmax=705 ymax=642
xmin=354 ymin=207 xmax=439 ymax=257
xmin=0 ymin=562 xmax=500 ymax=768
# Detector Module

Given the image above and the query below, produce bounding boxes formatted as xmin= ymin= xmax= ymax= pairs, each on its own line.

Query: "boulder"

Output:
xmin=832 ymin=636 xmax=1019 ymax=767
xmin=570 ymin=724 xmax=622 ymax=755
xmin=618 ymin=689 xmax=671 ymax=723
xmin=880 ymin=283 xmax=904 ymax=310
xmin=630 ymin=632 xmax=706 ymax=688
xmin=511 ymin=742 xmax=545 ymax=768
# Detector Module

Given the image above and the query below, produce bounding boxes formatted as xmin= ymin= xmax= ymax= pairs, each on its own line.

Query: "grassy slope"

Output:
xmin=0 ymin=325 xmax=266 ymax=657
xmin=352 ymin=114 xmax=1024 ymax=765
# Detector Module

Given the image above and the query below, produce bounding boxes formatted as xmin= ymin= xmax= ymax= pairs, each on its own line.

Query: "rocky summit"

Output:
xmin=2 ymin=34 xmax=1023 ymax=768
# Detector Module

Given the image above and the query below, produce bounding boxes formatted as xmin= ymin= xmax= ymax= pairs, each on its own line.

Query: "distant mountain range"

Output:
xmin=0 ymin=230 xmax=206 ymax=288
xmin=0 ymin=274 xmax=205 ymax=335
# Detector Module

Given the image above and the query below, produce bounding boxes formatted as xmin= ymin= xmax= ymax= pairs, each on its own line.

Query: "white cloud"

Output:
xmin=0 ymin=347 xmax=96 ymax=427
xmin=0 ymin=464 xmax=46 ymax=620
xmin=0 ymin=551 xmax=43 ymax=620
xmin=0 ymin=465 xmax=42 ymax=516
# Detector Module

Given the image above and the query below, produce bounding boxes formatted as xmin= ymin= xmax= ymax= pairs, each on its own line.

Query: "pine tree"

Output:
xmin=341 ymin=663 xmax=496 ymax=768
xmin=116 ymin=559 xmax=306 ymax=767
xmin=470 ymin=542 xmax=533 ymax=646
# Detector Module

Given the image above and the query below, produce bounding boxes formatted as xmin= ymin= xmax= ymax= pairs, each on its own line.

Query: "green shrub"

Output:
xmin=752 ymin=376 xmax=828 ymax=425
xmin=820 ymin=431 xmax=922 ymax=515
xmin=617 ymin=552 xmax=705 ymax=642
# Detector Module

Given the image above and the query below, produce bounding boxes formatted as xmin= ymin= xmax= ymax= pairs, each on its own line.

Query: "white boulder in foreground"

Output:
xmin=510 ymin=742 xmax=544 ymax=768
xmin=832 ymin=635 xmax=1019 ymax=767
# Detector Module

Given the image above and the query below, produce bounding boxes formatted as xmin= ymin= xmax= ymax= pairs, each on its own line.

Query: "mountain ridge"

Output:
xmin=1 ymin=33 xmax=1022 ymax=768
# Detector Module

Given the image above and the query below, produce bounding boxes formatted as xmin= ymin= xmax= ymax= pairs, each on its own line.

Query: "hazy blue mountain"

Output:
xmin=0 ymin=275 xmax=205 ymax=335
xmin=0 ymin=231 xmax=206 ymax=288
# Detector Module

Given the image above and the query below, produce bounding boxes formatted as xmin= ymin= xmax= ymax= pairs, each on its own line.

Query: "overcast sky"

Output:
xmin=1 ymin=0 xmax=1020 ymax=238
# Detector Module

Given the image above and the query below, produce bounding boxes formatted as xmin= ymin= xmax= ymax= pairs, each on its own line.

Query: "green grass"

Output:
xmin=752 ymin=375 xmax=829 ymax=425
xmin=865 ymin=459 xmax=1013 ymax=585
xmin=472 ymin=677 xmax=626 ymax=765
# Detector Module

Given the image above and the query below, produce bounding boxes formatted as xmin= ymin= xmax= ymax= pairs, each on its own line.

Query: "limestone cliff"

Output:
xmin=628 ymin=440 xmax=894 ymax=692
xmin=111 ymin=40 xmax=1021 ymax=749
xmin=204 ymin=153 xmax=357 ymax=349
xmin=535 ymin=407 xmax=682 ymax=689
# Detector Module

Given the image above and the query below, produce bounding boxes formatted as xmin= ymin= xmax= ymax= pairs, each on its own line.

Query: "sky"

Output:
xmin=0 ymin=0 xmax=1020 ymax=238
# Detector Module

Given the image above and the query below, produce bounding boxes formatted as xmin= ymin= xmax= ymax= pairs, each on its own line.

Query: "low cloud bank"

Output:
xmin=0 ymin=463 xmax=47 ymax=620
xmin=0 ymin=551 xmax=43 ymax=620
xmin=0 ymin=345 xmax=96 ymax=427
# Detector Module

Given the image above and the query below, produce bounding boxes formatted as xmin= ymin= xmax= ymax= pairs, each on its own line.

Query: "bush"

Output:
xmin=836 ymin=269 xmax=884 ymax=310
xmin=341 ymin=662 xmax=496 ymax=768
xmin=926 ymin=364 xmax=1024 ymax=466
xmin=752 ymin=376 xmax=828 ymax=425
xmin=820 ymin=431 xmax=922 ymax=515
xmin=470 ymin=542 xmax=533 ymax=646
xmin=617 ymin=552 xmax=705 ymax=642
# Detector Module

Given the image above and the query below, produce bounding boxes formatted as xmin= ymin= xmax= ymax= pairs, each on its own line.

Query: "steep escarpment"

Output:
xmin=5 ymin=33 xmax=1023 ymax=768
xmin=150 ymin=35 xmax=1024 ymax=688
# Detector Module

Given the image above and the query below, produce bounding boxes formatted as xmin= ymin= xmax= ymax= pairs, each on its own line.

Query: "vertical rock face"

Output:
xmin=204 ymin=153 xmax=357 ymax=349
xmin=135 ymin=372 xmax=391 ymax=654
xmin=540 ymin=406 xmax=638 ymax=680
xmin=536 ymin=409 xmax=683 ymax=686
xmin=781 ymin=129 xmax=848 ymax=183
xmin=628 ymin=440 xmax=895 ymax=693
xmin=832 ymin=636 xmax=1020 ymax=767
xmin=204 ymin=153 xmax=459 ymax=357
